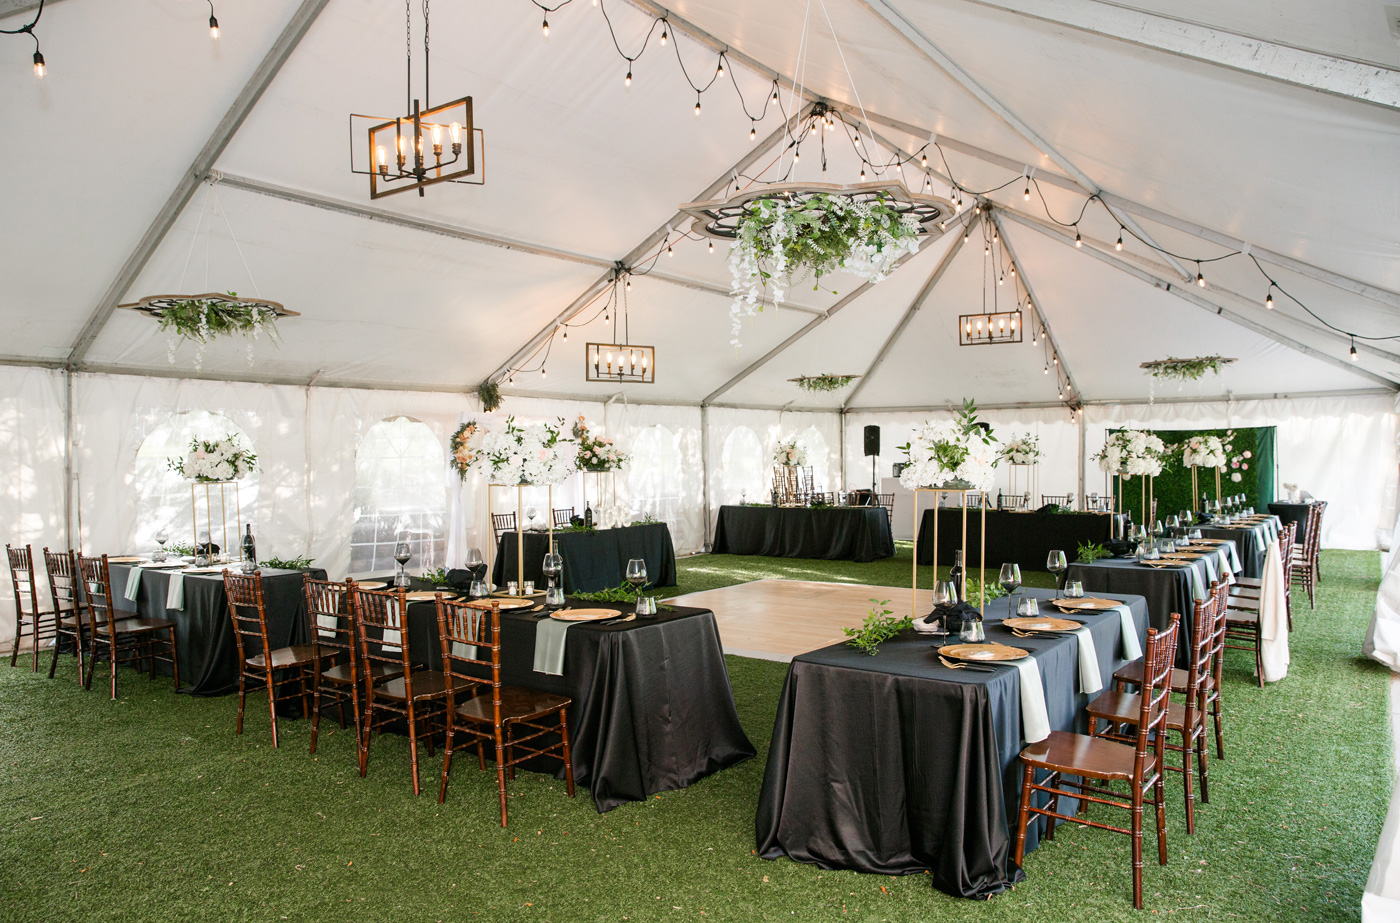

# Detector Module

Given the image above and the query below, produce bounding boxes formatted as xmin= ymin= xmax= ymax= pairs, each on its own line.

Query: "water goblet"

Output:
xmin=1065 ymin=581 xmax=1084 ymax=598
xmin=1017 ymin=596 xmax=1039 ymax=617
xmin=1046 ymin=550 xmax=1067 ymax=597
xmin=626 ymin=558 xmax=649 ymax=615
xmin=393 ymin=541 xmax=413 ymax=588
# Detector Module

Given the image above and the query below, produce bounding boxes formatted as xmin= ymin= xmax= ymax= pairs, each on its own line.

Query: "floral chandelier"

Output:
xmin=349 ymin=1 xmax=484 ymax=200
xmin=680 ymin=181 xmax=950 ymax=241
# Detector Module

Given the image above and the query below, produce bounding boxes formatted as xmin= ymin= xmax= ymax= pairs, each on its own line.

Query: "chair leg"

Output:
xmin=559 ymin=708 xmax=575 ymax=799
xmin=169 ymin=630 xmax=180 ymax=691
xmin=31 ymin=616 xmax=42 ymax=672
xmin=1155 ymin=748 xmax=1169 ymax=867
xmin=8 ymin=616 xmax=19 ymax=666
xmin=266 ymin=671 xmax=279 ymax=748
xmin=1013 ymin=764 xmax=1035 ymax=867
xmin=494 ymin=736 xmax=509 ymax=827
xmin=48 ymin=631 xmax=61 ymax=679
xmin=309 ymin=675 xmax=323 ymax=755
xmin=109 ymin=645 xmax=118 ymax=700
xmin=406 ymin=701 xmax=421 ymax=796
xmin=236 ymin=675 xmax=247 ymax=735
xmin=1180 ymin=727 xmax=1196 ymax=835
xmin=1196 ymin=727 xmax=1210 ymax=805
xmin=438 ymin=723 xmax=455 ymax=804
xmin=1131 ymin=786 xmax=1145 ymax=911
xmin=358 ymin=705 xmax=372 ymax=778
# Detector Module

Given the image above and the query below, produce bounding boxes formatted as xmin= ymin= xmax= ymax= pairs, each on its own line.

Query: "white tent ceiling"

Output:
xmin=3 ymin=0 xmax=1397 ymax=407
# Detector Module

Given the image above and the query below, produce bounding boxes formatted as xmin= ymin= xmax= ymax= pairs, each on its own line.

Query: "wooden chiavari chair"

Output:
xmin=436 ymin=597 xmax=574 ymax=823
xmin=491 ymin=512 xmax=517 ymax=544
xmin=1091 ymin=596 xmax=1213 ymax=834
xmin=1230 ymin=521 xmax=1295 ymax=632
xmin=1223 ymin=532 xmax=1292 ymax=687
xmin=7 ymin=544 xmax=55 ymax=671
xmin=1290 ymin=504 xmax=1321 ymax=608
xmin=998 ymin=492 xmax=1030 ymax=511
xmin=876 ymin=493 xmax=894 ymax=519
xmin=43 ymin=548 xmax=87 ymax=682
xmin=77 ymin=554 xmax=180 ymax=699
xmin=1312 ymin=500 xmax=1328 ymax=581
xmin=350 ymin=584 xmax=450 ymax=795
xmin=1040 ymin=494 xmax=1073 ymax=509
xmin=223 ymin=571 xmax=314 ymax=748
xmin=1014 ymin=614 xmax=1180 ymax=910
xmin=303 ymin=577 xmax=403 ymax=756
xmin=551 ymin=508 xmax=574 ymax=529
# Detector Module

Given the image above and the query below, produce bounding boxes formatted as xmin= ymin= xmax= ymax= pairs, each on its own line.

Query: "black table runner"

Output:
xmin=755 ymin=588 xmax=1148 ymax=899
xmin=916 ymin=508 xmax=1112 ymax=571
xmin=491 ymin=522 xmax=676 ymax=593
xmin=712 ymin=505 xmax=894 ymax=562
xmin=109 ymin=564 xmax=321 ymax=696
xmin=390 ymin=582 xmax=753 ymax=812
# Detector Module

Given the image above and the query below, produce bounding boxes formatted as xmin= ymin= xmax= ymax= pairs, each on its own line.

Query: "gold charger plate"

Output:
xmin=356 ymin=580 xmax=389 ymax=590
xmin=1140 ymin=559 xmax=1186 ymax=568
xmin=1050 ymin=597 xmax=1121 ymax=611
xmin=107 ymin=556 xmax=147 ymax=564
xmin=404 ymin=590 xmax=454 ymax=602
xmin=1003 ymin=616 xmax=1081 ymax=632
xmin=939 ymin=643 xmax=1028 ymax=662
xmin=550 ymin=607 xmax=621 ymax=622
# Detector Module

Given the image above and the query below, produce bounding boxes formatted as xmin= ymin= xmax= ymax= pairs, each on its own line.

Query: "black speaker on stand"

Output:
xmin=864 ymin=425 xmax=881 ymax=495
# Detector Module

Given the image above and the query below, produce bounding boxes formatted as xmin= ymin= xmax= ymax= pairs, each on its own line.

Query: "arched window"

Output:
xmin=132 ymin=411 xmax=257 ymax=554
xmin=721 ymin=426 xmax=765 ymax=504
xmin=351 ymin=417 xmax=447 ymax=574
xmin=627 ymin=425 xmax=682 ymax=525
xmin=800 ymin=425 xmax=831 ymax=493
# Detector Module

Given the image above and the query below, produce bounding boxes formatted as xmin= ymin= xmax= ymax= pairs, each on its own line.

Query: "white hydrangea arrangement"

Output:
xmin=773 ymin=439 xmax=807 ymax=467
xmin=1095 ymin=429 xmax=1167 ymax=477
xmin=1181 ymin=434 xmax=1226 ymax=469
xmin=728 ymin=193 xmax=922 ymax=347
xmin=167 ymin=435 xmax=257 ymax=482
xmin=897 ymin=399 xmax=998 ymax=492
xmin=998 ymin=434 xmax=1041 ymax=466
xmin=469 ymin=417 xmax=577 ymax=486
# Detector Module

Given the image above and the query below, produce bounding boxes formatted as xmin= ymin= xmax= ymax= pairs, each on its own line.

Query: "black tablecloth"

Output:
xmin=755 ymin=588 xmax=1148 ymax=899
xmin=712 ymin=506 xmax=894 ymax=562
xmin=916 ymin=509 xmax=1112 ymax=570
xmin=1200 ymin=526 xmax=1265 ymax=578
xmin=492 ymin=523 xmax=676 ymax=593
xmin=1066 ymin=557 xmax=1209 ymax=664
xmin=1268 ymin=502 xmax=1313 ymax=542
xmin=389 ymin=581 xmax=753 ymax=813
xmin=109 ymin=564 xmax=321 ymax=696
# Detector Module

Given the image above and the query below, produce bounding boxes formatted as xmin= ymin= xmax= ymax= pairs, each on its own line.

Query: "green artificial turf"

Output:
xmin=0 ymin=549 xmax=1389 ymax=922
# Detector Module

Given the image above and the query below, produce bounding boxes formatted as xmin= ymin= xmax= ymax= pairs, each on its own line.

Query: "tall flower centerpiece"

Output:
xmin=167 ymin=436 xmax=257 ymax=482
xmin=571 ymin=417 xmax=628 ymax=472
xmin=1180 ymin=434 xmax=1225 ymax=502
xmin=1095 ymin=428 xmax=1166 ymax=519
xmin=998 ymin=433 xmax=1041 ymax=506
xmin=773 ymin=439 xmax=807 ymax=468
xmin=898 ymin=400 xmax=997 ymax=492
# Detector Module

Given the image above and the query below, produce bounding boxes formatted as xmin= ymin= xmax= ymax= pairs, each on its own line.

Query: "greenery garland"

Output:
xmin=1140 ymin=355 xmax=1236 ymax=381
xmin=478 ymin=381 xmax=502 ymax=413
xmin=260 ymin=555 xmax=315 ymax=570
xmin=154 ymin=293 xmax=280 ymax=370
xmin=790 ymin=373 xmax=859 ymax=393
xmin=843 ymin=599 xmax=912 ymax=656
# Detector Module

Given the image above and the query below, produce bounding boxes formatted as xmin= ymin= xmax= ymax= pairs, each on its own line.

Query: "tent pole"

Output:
xmin=63 ymin=367 xmax=73 ymax=550
xmin=700 ymin=405 xmax=711 ymax=550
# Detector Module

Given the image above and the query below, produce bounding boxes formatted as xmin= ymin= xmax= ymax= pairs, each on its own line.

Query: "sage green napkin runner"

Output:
xmin=123 ymin=567 xmax=143 ymax=602
xmin=533 ymin=617 xmax=572 ymax=676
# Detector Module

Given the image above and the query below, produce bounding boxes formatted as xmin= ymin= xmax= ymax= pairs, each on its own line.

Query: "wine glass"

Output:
xmin=998 ymin=563 xmax=1021 ymax=619
xmin=154 ymin=527 xmax=169 ymax=563
xmin=542 ymin=552 xmax=564 ymax=607
xmin=626 ymin=558 xmax=649 ymax=615
xmin=464 ymin=547 xmax=485 ymax=580
xmin=525 ymin=507 xmax=538 ymax=531
xmin=393 ymin=541 xmax=412 ymax=588
xmin=1046 ymin=550 xmax=1067 ymax=597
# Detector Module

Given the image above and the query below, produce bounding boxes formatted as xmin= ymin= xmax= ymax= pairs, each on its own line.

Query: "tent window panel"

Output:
xmin=721 ymin=426 xmax=766 ymax=504
xmin=627 ymin=425 xmax=683 ymax=529
xmin=132 ymin=411 xmax=257 ymax=553
xmin=351 ymin=416 xmax=447 ymax=574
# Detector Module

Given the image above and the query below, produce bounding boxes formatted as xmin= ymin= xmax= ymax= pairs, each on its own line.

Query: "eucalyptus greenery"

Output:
xmin=962 ymin=574 xmax=1008 ymax=603
xmin=165 ymin=541 xmax=196 ymax=557
xmin=1140 ymin=355 xmax=1235 ymax=382
xmin=260 ymin=555 xmax=315 ymax=570
xmin=420 ymin=567 xmax=451 ymax=586
xmin=573 ymin=583 xmax=667 ymax=604
xmin=791 ymin=374 xmax=858 ymax=393
xmin=1077 ymin=541 xmax=1111 ymax=563
xmin=155 ymin=293 xmax=280 ymax=371
xmin=478 ymin=381 xmax=502 ymax=413
xmin=843 ymin=598 xmax=913 ymax=656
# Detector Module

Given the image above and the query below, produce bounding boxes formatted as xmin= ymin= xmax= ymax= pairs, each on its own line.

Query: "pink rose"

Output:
xmin=1243 ymin=451 xmax=1252 ymax=459
xmin=1242 ymin=463 xmax=1249 ymax=470
xmin=1230 ymin=461 xmax=1239 ymax=468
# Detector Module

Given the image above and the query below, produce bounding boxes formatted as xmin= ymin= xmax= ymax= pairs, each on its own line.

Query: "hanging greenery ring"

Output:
xmin=1139 ymin=355 xmax=1236 ymax=381
xmin=789 ymin=373 xmax=860 ymax=393
xmin=123 ymin=292 xmax=293 ymax=372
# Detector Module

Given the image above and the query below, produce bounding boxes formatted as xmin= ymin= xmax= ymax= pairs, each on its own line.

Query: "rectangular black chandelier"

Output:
xmin=959 ymin=310 xmax=1022 ymax=346
xmin=586 ymin=343 xmax=655 ymax=383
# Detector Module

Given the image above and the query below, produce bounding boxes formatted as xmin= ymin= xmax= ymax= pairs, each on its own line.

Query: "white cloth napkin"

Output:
xmin=1011 ymin=656 xmax=1050 ymax=743
xmin=165 ymin=572 xmax=184 ymax=610
xmin=1113 ymin=605 xmax=1143 ymax=661
xmin=1259 ymin=539 xmax=1290 ymax=682
xmin=1070 ymin=626 xmax=1103 ymax=695
xmin=123 ymin=567 xmax=142 ymax=602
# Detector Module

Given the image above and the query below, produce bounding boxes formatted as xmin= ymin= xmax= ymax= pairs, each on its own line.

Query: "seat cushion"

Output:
xmin=1019 ymin=730 xmax=1137 ymax=781
xmin=455 ymin=686 xmax=572 ymax=724
xmin=246 ymin=643 xmax=315 ymax=671
xmin=374 ymin=670 xmax=450 ymax=701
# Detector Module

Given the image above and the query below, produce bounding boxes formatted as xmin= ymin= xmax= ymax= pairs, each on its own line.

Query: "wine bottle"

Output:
xmin=241 ymin=524 xmax=256 ymax=565
xmin=583 ymin=503 xmax=593 ymax=528
xmin=949 ymin=550 xmax=965 ymax=603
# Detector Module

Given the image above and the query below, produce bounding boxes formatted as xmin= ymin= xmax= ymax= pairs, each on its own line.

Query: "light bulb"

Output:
xmin=625 ymin=69 xmax=632 ymax=87
xmin=209 ymin=15 xmax=220 ymax=39
xmin=939 ymin=221 xmax=946 ymax=231
xmin=1023 ymin=184 xmax=1029 ymax=200
xmin=375 ymin=144 xmax=386 ymax=167
xmin=1115 ymin=232 xmax=1123 ymax=251
xmin=449 ymin=121 xmax=461 ymax=144
xmin=1265 ymin=289 xmax=1274 ymax=309
xmin=794 ymin=149 xmax=800 ymax=163
xmin=542 ymin=16 xmax=549 ymax=37
xmin=32 ymin=50 xmax=45 ymax=78
xmin=955 ymin=200 xmax=962 ymax=214
xmin=921 ymin=153 xmax=928 ymax=167
xmin=541 ymin=367 xmax=547 ymax=378
xmin=772 ymin=88 xmax=779 ymax=103
xmin=1009 ymin=264 xmax=1015 ymax=276
xmin=853 ymin=134 xmax=861 ymax=146
xmin=716 ymin=61 xmax=724 ymax=77
xmin=1043 ymin=365 xmax=1049 ymax=374
xmin=809 ymin=123 xmax=817 ymax=135
xmin=992 ymin=230 xmax=998 ymax=242
xmin=896 ymin=161 xmax=902 ymax=173
xmin=998 ymin=274 xmax=1004 ymax=285
xmin=708 ymin=240 xmax=714 ymax=253
xmin=660 ymin=27 xmax=667 ymax=45
xmin=1197 ymin=270 xmax=1206 ymax=287
xmin=974 ymin=203 xmax=981 ymax=215
xmin=624 ymin=278 xmax=630 ymax=290
xmin=431 ymin=123 xmax=442 ymax=147
xmin=985 ymin=245 xmax=990 ymax=255
xmin=562 ymin=328 xmax=568 ymax=340
xmin=695 ymin=98 xmax=702 ymax=116
xmin=1074 ymin=230 xmax=1082 ymax=248
xmin=1351 ymin=339 xmax=1359 ymax=360
xmin=924 ymin=177 xmax=932 ymax=192
xmin=1010 ymin=317 xmax=1017 ymax=329
xmin=1053 ymin=355 xmax=1059 ymax=365
xmin=667 ymin=244 xmax=674 ymax=257
xmin=642 ymin=353 xmax=648 ymax=369
xmin=963 ymin=230 xmax=969 ymax=242
xmin=860 ymin=169 xmax=866 ymax=180
xmin=749 ymin=124 xmax=756 ymax=141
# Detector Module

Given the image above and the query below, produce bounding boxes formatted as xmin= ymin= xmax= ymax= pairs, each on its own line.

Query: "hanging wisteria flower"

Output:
xmin=727 ymin=193 xmax=922 ymax=347
xmin=773 ymin=439 xmax=807 ymax=467
xmin=468 ymin=417 xmax=577 ymax=486
xmin=998 ymin=434 xmax=1041 ymax=466
xmin=897 ymin=399 xmax=998 ymax=492
xmin=167 ymin=435 xmax=257 ymax=482
xmin=572 ymin=416 xmax=629 ymax=472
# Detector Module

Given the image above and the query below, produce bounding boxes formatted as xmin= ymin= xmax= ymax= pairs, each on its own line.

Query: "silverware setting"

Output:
xmin=938 ymin=655 xmax=996 ymax=673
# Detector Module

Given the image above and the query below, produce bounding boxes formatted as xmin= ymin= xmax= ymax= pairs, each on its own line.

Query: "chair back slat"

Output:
xmin=7 ymin=544 xmax=39 ymax=618
xmin=304 ymin=576 xmax=355 ymax=670
xmin=348 ymin=585 xmax=415 ymax=689
xmin=437 ymin=597 xmax=499 ymax=708
xmin=492 ymin=512 xmax=517 ymax=542
xmin=1132 ymin=613 xmax=1181 ymax=772
xmin=552 ymin=508 xmax=574 ymax=529
xmin=222 ymin=571 xmax=274 ymax=668
xmin=76 ymin=554 xmax=120 ymax=638
xmin=43 ymin=548 xmax=79 ymax=616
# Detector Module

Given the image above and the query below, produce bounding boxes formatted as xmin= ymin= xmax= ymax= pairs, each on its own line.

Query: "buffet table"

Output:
xmin=492 ymin=522 xmax=676 ymax=593
xmin=388 ymin=582 xmax=754 ymax=812
xmin=109 ymin=563 xmax=321 ymax=696
xmin=712 ymin=505 xmax=894 ymax=562
xmin=916 ymin=508 xmax=1112 ymax=571
xmin=755 ymin=588 xmax=1149 ymax=898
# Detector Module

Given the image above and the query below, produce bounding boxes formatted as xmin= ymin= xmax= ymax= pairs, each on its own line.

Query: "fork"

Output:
xmin=939 ymin=655 xmax=995 ymax=673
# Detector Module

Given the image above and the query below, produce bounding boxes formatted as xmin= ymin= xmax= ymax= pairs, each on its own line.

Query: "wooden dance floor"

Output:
xmin=668 ymin=579 xmax=932 ymax=662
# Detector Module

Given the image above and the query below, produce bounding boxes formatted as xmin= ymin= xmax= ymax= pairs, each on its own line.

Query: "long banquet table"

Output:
xmin=387 ymin=578 xmax=754 ymax=812
xmin=491 ymin=522 xmax=677 ymax=593
xmin=755 ymin=587 xmax=1149 ymax=898
xmin=1199 ymin=523 xmax=1271 ymax=578
xmin=916 ymin=508 xmax=1112 ymax=571
xmin=712 ymin=505 xmax=894 ymax=562
xmin=109 ymin=563 xmax=320 ymax=695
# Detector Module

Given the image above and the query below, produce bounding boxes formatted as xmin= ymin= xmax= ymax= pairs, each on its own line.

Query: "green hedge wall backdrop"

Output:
xmin=1107 ymin=426 xmax=1277 ymax=525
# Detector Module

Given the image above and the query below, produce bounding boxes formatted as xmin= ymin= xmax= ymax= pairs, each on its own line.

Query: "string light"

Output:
xmin=1351 ymin=337 xmax=1359 ymax=360
xmin=208 ymin=1 xmax=220 ymax=40
xmin=749 ymin=123 xmax=756 ymax=141
xmin=4 ymin=0 xmax=47 ymax=78
xmin=624 ymin=68 xmax=631 ymax=87
xmin=1023 ymin=182 xmax=1030 ymax=201
xmin=667 ymin=243 xmax=674 ymax=256
xmin=1115 ymin=231 xmax=1123 ymax=251
xmin=32 ymin=49 xmax=44 ymax=77
xmin=716 ymin=59 xmax=723 ymax=78
xmin=659 ymin=24 xmax=666 ymax=45
xmin=1265 ymin=286 xmax=1274 ymax=309
xmin=542 ymin=15 xmax=549 ymax=37
xmin=1074 ymin=229 xmax=1083 ymax=248
xmin=694 ymin=95 xmax=701 ymax=116
xmin=921 ymin=153 xmax=928 ymax=168
xmin=1196 ymin=262 xmax=1206 ymax=287
xmin=708 ymin=240 xmax=714 ymax=253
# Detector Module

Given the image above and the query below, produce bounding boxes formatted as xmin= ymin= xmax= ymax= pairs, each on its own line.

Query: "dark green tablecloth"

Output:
xmin=1066 ymin=557 xmax=1211 ymax=664
xmin=109 ymin=564 xmax=320 ymax=695
xmin=916 ymin=508 xmax=1112 ymax=571
xmin=491 ymin=522 xmax=676 ymax=593
xmin=1200 ymin=525 xmax=1265 ymax=578
xmin=712 ymin=505 xmax=894 ymax=562
xmin=1268 ymin=502 xmax=1313 ymax=543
